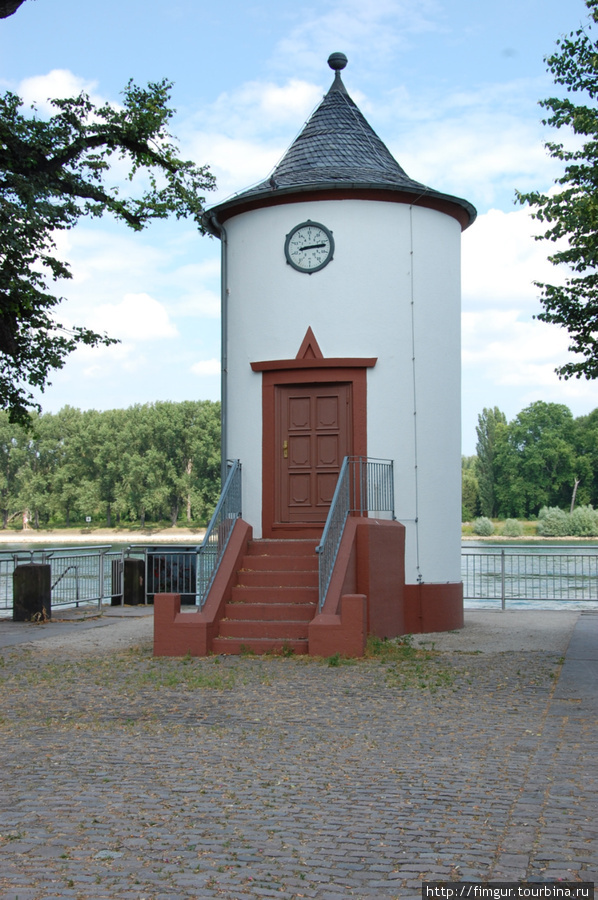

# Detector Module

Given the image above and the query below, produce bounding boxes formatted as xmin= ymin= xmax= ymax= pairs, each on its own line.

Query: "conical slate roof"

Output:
xmin=205 ymin=54 xmax=476 ymax=231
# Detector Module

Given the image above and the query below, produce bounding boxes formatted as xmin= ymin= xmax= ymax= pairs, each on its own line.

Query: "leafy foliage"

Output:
xmin=475 ymin=407 xmax=507 ymax=517
xmin=570 ymin=504 xmax=598 ymax=536
xmin=0 ymin=80 xmax=215 ymax=424
xmin=491 ymin=401 xmax=589 ymax=518
xmin=502 ymin=518 xmax=524 ymax=537
xmin=0 ymin=400 xmax=221 ymax=529
xmin=472 ymin=516 xmax=494 ymax=536
xmin=465 ymin=401 xmax=598 ymax=521
xmin=461 ymin=455 xmax=480 ymax=521
xmin=517 ymin=0 xmax=598 ymax=379
xmin=538 ymin=506 xmax=575 ymax=537
xmin=0 ymin=1 xmax=27 ymax=18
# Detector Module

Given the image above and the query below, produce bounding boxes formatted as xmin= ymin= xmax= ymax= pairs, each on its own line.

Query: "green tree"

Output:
xmin=461 ymin=456 xmax=480 ymax=521
xmin=0 ymin=80 xmax=215 ymax=424
xmin=495 ymin=401 xmax=581 ymax=517
xmin=88 ymin=409 xmax=128 ymax=528
xmin=44 ymin=407 xmax=89 ymax=526
xmin=573 ymin=407 xmax=598 ymax=506
xmin=16 ymin=412 xmax=57 ymax=528
xmin=475 ymin=407 xmax=507 ymax=518
xmin=517 ymin=0 xmax=598 ymax=380
xmin=0 ymin=410 xmax=26 ymax=527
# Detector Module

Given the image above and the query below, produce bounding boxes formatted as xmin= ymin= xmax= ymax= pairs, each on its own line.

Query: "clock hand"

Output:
xmin=299 ymin=242 xmax=327 ymax=251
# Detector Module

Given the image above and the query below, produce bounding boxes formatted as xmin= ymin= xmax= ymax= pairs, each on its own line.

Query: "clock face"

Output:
xmin=284 ymin=221 xmax=334 ymax=273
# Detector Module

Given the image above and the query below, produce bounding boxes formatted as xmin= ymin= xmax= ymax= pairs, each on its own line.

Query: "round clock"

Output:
xmin=284 ymin=220 xmax=334 ymax=273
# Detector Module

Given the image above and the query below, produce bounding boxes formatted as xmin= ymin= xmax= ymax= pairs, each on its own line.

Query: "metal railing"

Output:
xmin=316 ymin=457 xmax=395 ymax=611
xmin=143 ymin=548 xmax=197 ymax=602
xmin=462 ymin=547 xmax=598 ymax=607
xmin=0 ymin=546 xmax=121 ymax=611
xmin=112 ymin=546 xmax=201 ymax=605
xmin=197 ymin=459 xmax=242 ymax=607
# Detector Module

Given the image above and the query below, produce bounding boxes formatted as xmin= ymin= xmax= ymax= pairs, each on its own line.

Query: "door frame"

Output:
xmin=252 ymin=346 xmax=376 ymax=538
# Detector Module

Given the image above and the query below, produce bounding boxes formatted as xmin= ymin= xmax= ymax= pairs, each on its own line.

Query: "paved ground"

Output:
xmin=0 ymin=609 xmax=596 ymax=900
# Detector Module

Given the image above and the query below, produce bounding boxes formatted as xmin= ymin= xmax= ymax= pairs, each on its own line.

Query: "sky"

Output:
xmin=1 ymin=0 xmax=596 ymax=454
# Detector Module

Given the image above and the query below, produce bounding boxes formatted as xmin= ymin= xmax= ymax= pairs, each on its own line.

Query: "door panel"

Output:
xmin=277 ymin=383 xmax=351 ymax=524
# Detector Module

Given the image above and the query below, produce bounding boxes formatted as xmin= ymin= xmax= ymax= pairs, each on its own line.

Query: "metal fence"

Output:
xmin=462 ymin=547 xmax=598 ymax=607
xmin=316 ymin=457 xmax=395 ymax=611
xmin=2 ymin=534 xmax=596 ymax=615
xmin=0 ymin=546 xmax=123 ymax=612
xmin=143 ymin=547 xmax=198 ymax=603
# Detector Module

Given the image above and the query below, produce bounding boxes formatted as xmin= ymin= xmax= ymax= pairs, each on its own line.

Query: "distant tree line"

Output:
xmin=0 ymin=401 xmax=221 ymax=529
xmin=463 ymin=401 xmax=598 ymax=520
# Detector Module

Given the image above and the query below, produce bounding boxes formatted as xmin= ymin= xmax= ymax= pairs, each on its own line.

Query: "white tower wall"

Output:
xmin=223 ymin=197 xmax=462 ymax=586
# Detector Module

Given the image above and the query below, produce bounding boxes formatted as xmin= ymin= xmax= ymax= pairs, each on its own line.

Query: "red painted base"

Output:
xmin=403 ymin=582 xmax=464 ymax=634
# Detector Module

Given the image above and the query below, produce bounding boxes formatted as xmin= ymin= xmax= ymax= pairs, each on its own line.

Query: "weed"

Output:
xmin=365 ymin=634 xmax=456 ymax=691
xmin=327 ymin=653 xmax=341 ymax=667
xmin=365 ymin=633 xmax=418 ymax=662
xmin=137 ymin=663 xmax=236 ymax=691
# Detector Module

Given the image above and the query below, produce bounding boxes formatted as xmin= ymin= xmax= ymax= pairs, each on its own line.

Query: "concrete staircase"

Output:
xmin=211 ymin=539 xmax=319 ymax=655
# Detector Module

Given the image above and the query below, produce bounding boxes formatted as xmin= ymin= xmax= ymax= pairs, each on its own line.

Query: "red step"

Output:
xmin=239 ymin=554 xmax=317 ymax=572
xmin=231 ymin=585 xmax=317 ymax=604
xmin=213 ymin=538 xmax=320 ymax=655
xmin=236 ymin=569 xmax=318 ymax=588
xmin=225 ymin=602 xmax=315 ymax=621
xmin=218 ymin=620 xmax=309 ymax=640
xmin=211 ymin=637 xmax=308 ymax=656
xmin=245 ymin=539 xmax=318 ymax=557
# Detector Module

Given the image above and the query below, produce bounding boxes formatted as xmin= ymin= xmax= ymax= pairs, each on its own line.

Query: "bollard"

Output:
xmin=112 ymin=558 xmax=145 ymax=606
xmin=123 ymin=558 xmax=145 ymax=606
xmin=13 ymin=564 xmax=51 ymax=622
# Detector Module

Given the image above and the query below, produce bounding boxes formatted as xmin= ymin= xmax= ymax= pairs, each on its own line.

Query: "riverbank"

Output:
xmin=0 ymin=525 xmax=206 ymax=545
xmin=1 ymin=527 xmax=596 ymax=546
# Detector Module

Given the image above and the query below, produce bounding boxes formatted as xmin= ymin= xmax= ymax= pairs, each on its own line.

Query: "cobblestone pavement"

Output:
xmin=0 ymin=613 xmax=596 ymax=900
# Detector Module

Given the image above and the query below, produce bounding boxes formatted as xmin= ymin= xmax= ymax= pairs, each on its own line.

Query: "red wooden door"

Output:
xmin=276 ymin=383 xmax=351 ymax=524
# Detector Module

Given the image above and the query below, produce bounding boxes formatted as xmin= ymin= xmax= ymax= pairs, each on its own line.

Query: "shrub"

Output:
xmin=570 ymin=505 xmax=598 ymax=537
xmin=473 ymin=516 xmax=494 ymax=536
xmin=537 ymin=506 xmax=571 ymax=537
xmin=502 ymin=518 xmax=523 ymax=537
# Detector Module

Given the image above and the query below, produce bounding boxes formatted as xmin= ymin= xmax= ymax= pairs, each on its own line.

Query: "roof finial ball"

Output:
xmin=327 ymin=52 xmax=348 ymax=93
xmin=328 ymin=52 xmax=348 ymax=71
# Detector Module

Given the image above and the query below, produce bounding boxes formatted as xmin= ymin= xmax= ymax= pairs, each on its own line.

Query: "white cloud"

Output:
xmin=389 ymin=108 xmax=556 ymax=210
xmin=187 ymin=133 xmax=285 ymax=200
xmin=210 ymin=79 xmax=323 ymax=134
xmin=53 ymin=228 xmax=170 ymax=287
xmin=271 ymin=0 xmax=443 ymax=78
xmin=462 ymin=310 xmax=568 ymax=371
xmin=191 ymin=358 xmax=221 ymax=376
xmin=17 ymin=69 xmax=103 ymax=114
xmin=182 ymin=78 xmax=325 ymax=199
xmin=90 ymin=293 xmax=179 ymax=341
xmin=462 ymin=206 xmax=566 ymax=307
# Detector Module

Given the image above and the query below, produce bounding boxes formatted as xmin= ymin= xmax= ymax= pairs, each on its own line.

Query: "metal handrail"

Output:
xmin=316 ymin=457 xmax=394 ymax=611
xmin=197 ymin=459 xmax=242 ymax=607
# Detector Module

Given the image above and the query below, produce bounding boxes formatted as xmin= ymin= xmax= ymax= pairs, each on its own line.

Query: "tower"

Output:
xmin=205 ymin=53 xmax=476 ymax=634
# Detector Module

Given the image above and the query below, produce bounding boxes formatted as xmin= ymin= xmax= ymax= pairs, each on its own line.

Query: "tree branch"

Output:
xmin=0 ymin=0 xmax=27 ymax=18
